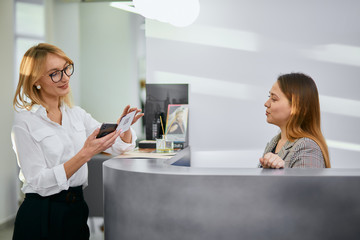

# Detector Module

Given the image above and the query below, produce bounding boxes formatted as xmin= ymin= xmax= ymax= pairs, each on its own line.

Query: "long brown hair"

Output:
xmin=13 ymin=43 xmax=73 ymax=111
xmin=278 ymin=73 xmax=330 ymax=168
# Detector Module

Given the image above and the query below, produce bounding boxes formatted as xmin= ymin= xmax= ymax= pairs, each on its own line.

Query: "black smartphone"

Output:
xmin=96 ymin=123 xmax=118 ymax=138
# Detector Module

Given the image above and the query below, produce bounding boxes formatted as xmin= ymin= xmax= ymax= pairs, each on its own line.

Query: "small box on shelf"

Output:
xmin=139 ymin=140 xmax=187 ymax=149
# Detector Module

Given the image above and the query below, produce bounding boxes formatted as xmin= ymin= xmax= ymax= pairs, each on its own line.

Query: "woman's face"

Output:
xmin=35 ymin=53 xmax=71 ymax=102
xmin=264 ymin=81 xmax=292 ymax=129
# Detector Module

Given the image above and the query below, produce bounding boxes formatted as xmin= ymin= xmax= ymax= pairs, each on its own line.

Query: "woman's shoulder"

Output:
xmin=14 ymin=104 xmax=44 ymax=119
xmin=12 ymin=109 xmax=46 ymax=136
xmin=13 ymin=108 xmax=36 ymax=127
xmin=288 ymin=137 xmax=325 ymax=168
xmin=293 ymin=137 xmax=321 ymax=151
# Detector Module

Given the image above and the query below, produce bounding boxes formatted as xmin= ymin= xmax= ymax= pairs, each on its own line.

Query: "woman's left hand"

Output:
xmin=259 ymin=152 xmax=285 ymax=169
xmin=117 ymin=105 xmax=144 ymax=143
xmin=117 ymin=105 xmax=144 ymax=126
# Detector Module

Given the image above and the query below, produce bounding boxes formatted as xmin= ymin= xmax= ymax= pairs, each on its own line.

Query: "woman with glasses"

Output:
xmin=259 ymin=73 xmax=330 ymax=169
xmin=11 ymin=43 xmax=144 ymax=240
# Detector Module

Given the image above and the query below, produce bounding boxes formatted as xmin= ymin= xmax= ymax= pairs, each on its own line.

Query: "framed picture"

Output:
xmin=165 ymin=104 xmax=189 ymax=142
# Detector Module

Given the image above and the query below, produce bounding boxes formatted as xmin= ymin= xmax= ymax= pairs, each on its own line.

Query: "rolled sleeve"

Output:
xmin=53 ymin=164 xmax=69 ymax=189
xmin=105 ymin=128 xmax=137 ymax=156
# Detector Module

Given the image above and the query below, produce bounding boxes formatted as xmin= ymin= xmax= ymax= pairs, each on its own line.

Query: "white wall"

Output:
xmin=146 ymin=0 xmax=360 ymax=168
xmin=45 ymin=0 xmax=81 ymax=105
xmin=79 ymin=2 xmax=142 ymax=132
xmin=0 ymin=0 xmax=19 ymax=225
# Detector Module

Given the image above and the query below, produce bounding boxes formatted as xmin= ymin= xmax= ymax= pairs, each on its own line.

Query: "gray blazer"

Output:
xmin=262 ymin=134 xmax=325 ymax=168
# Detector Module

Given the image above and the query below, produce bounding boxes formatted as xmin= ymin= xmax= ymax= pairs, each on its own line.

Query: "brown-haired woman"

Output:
xmin=11 ymin=43 xmax=144 ymax=239
xmin=259 ymin=73 xmax=330 ymax=169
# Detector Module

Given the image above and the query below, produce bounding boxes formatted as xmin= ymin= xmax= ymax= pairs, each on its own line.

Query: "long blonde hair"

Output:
xmin=278 ymin=73 xmax=330 ymax=168
xmin=13 ymin=43 xmax=73 ymax=110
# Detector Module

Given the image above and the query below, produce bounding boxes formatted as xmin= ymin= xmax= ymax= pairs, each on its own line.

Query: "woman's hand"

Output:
xmin=64 ymin=129 xmax=121 ymax=179
xmin=81 ymin=128 xmax=121 ymax=160
xmin=117 ymin=105 xmax=144 ymax=143
xmin=259 ymin=152 xmax=285 ymax=169
xmin=117 ymin=105 xmax=144 ymax=126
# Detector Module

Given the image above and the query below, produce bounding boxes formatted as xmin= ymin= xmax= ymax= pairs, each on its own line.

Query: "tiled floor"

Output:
xmin=89 ymin=217 xmax=105 ymax=240
xmin=0 ymin=217 xmax=104 ymax=240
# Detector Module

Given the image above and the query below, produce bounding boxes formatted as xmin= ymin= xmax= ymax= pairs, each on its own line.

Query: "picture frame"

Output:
xmin=165 ymin=104 xmax=189 ymax=142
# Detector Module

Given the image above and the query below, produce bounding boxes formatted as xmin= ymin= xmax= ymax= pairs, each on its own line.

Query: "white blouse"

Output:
xmin=11 ymin=104 xmax=136 ymax=197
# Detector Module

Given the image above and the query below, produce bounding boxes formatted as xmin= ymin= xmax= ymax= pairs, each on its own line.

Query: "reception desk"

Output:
xmin=103 ymin=148 xmax=360 ymax=240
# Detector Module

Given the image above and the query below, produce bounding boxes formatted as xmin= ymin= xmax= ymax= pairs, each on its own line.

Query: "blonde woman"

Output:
xmin=168 ymin=108 xmax=185 ymax=134
xmin=11 ymin=43 xmax=143 ymax=239
xmin=259 ymin=73 xmax=330 ymax=169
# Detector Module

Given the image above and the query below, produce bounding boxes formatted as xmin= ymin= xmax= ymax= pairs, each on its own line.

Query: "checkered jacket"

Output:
xmin=261 ymin=134 xmax=325 ymax=168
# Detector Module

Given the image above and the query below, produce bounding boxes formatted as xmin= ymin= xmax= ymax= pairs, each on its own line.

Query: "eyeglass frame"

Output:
xmin=47 ymin=63 xmax=74 ymax=83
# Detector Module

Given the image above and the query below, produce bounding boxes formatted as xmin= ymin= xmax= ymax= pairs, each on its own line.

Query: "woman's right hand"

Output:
xmin=81 ymin=128 xmax=121 ymax=160
xmin=259 ymin=152 xmax=285 ymax=169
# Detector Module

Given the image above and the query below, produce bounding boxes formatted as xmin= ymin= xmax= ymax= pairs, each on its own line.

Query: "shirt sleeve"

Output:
xmin=289 ymin=138 xmax=325 ymax=168
xmin=104 ymin=127 xmax=137 ymax=156
xmin=12 ymin=126 xmax=69 ymax=196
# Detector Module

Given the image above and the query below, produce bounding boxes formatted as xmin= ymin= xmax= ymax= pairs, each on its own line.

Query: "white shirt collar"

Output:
xmin=30 ymin=104 xmax=68 ymax=125
xmin=30 ymin=103 xmax=68 ymax=114
xmin=29 ymin=104 xmax=40 ymax=113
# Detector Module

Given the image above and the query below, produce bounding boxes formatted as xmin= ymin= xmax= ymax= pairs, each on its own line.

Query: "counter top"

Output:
xmin=104 ymin=147 xmax=360 ymax=176
xmin=103 ymin=147 xmax=360 ymax=240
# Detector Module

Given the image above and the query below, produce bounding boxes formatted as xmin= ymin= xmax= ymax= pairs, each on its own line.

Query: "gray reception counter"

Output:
xmin=103 ymin=147 xmax=360 ymax=240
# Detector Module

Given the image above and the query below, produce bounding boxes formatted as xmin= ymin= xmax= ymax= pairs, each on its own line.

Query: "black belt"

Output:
xmin=25 ymin=186 xmax=84 ymax=203
xmin=24 ymin=186 xmax=84 ymax=238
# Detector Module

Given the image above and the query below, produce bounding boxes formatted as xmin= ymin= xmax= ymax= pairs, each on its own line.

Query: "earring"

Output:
xmin=36 ymin=85 xmax=41 ymax=90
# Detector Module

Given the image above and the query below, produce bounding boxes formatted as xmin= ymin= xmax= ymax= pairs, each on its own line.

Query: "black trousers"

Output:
xmin=13 ymin=186 xmax=90 ymax=240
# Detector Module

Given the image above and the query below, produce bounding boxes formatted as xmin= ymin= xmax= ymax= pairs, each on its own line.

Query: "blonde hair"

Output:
xmin=13 ymin=43 xmax=73 ymax=111
xmin=278 ymin=73 xmax=330 ymax=168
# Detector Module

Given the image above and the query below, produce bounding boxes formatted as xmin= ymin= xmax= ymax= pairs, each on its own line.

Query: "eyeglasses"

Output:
xmin=48 ymin=64 xmax=74 ymax=83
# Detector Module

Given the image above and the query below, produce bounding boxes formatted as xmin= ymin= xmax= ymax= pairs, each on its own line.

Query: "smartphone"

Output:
xmin=96 ymin=123 xmax=118 ymax=138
